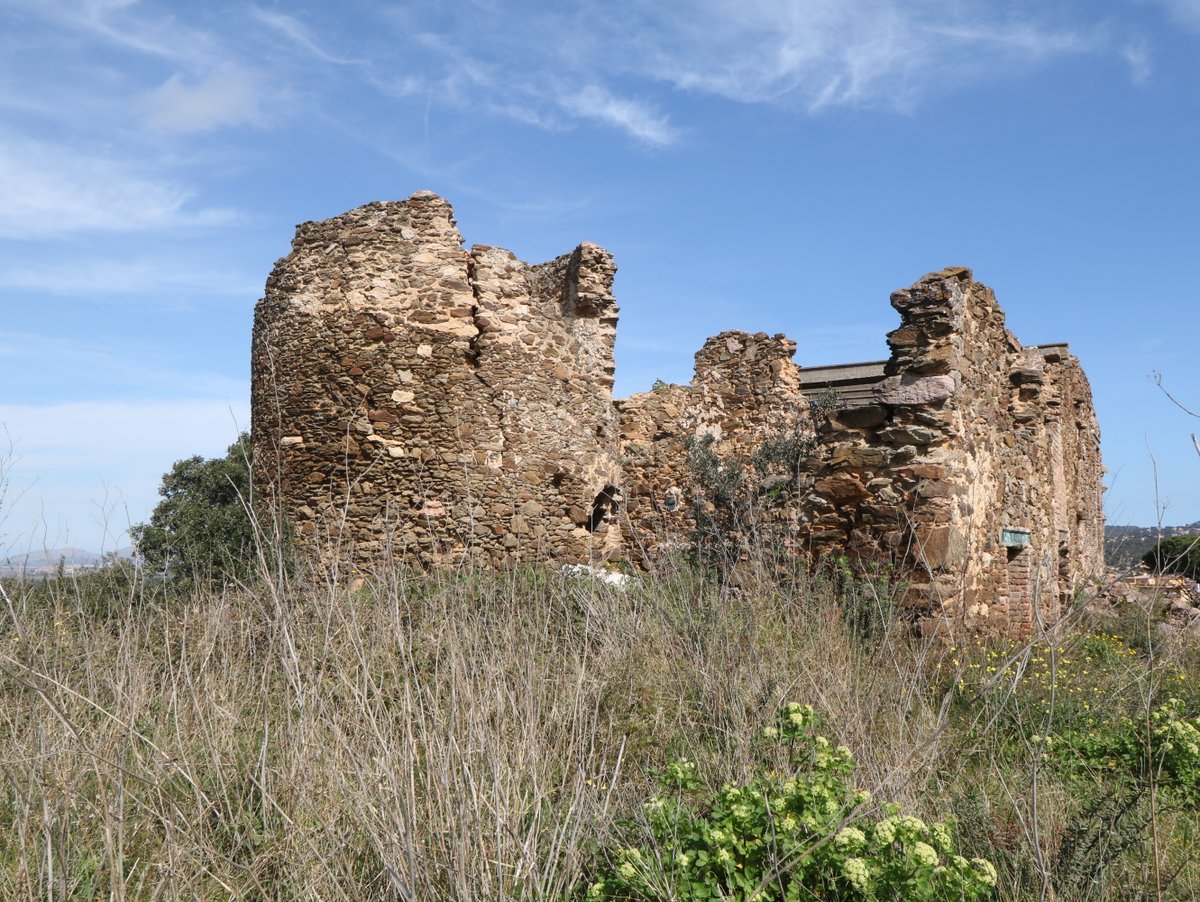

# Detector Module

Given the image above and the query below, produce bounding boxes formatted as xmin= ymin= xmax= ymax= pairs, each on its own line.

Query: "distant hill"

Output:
xmin=1105 ymin=522 xmax=1200 ymax=569
xmin=2 ymin=533 xmax=1193 ymax=575
xmin=0 ymin=547 xmax=132 ymax=577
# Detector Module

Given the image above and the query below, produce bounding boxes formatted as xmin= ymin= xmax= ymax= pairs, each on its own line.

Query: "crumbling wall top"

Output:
xmin=264 ymin=192 xmax=478 ymax=339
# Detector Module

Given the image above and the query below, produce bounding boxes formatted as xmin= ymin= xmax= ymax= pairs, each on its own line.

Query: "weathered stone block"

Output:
xmin=877 ymin=425 xmax=940 ymax=446
xmin=874 ymin=374 xmax=956 ymax=406
xmin=813 ymin=473 xmax=871 ymax=502
xmin=830 ymin=446 xmax=891 ymax=467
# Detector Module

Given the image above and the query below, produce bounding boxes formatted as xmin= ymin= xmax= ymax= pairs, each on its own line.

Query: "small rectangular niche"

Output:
xmin=1001 ymin=527 xmax=1032 ymax=549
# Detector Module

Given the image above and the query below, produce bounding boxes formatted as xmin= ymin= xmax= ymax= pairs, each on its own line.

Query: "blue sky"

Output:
xmin=1 ymin=0 xmax=1199 ymax=554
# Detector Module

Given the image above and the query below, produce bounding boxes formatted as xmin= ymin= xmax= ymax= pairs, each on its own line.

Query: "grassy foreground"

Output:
xmin=0 ymin=558 xmax=1197 ymax=900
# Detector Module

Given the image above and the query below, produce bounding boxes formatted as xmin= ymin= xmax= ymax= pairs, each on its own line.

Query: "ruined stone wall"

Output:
xmin=964 ymin=342 xmax=1105 ymax=633
xmin=616 ymin=266 xmax=1104 ymax=635
xmin=252 ymin=192 xmax=622 ymax=569
xmin=887 ymin=273 xmax=1105 ymax=635
xmin=609 ymin=269 xmax=984 ymax=592
xmin=251 ymin=195 xmax=1104 ymax=635
xmin=798 ymin=268 xmax=1104 ymax=635
xmin=617 ymin=332 xmax=810 ymax=562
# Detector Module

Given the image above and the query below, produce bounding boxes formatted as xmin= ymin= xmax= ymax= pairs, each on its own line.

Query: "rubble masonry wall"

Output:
xmin=252 ymin=192 xmax=623 ymax=568
xmin=251 ymin=196 xmax=1104 ymax=635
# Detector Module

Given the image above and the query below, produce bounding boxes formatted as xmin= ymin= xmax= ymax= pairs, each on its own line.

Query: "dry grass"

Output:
xmin=0 ymin=555 xmax=1196 ymax=900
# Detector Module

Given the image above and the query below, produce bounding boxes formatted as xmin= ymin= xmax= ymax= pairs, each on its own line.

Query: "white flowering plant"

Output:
xmin=578 ymin=704 xmax=996 ymax=900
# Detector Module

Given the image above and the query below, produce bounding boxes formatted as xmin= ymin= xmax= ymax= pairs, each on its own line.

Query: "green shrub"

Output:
xmin=1141 ymin=535 xmax=1200 ymax=581
xmin=130 ymin=433 xmax=255 ymax=587
xmin=682 ymin=391 xmax=841 ymax=580
xmin=1049 ymin=699 xmax=1200 ymax=806
xmin=942 ymin=632 xmax=1200 ymax=898
xmin=684 ymin=427 xmax=817 ymax=577
xmin=579 ymin=704 xmax=996 ymax=901
xmin=1047 ymin=699 xmax=1200 ymax=897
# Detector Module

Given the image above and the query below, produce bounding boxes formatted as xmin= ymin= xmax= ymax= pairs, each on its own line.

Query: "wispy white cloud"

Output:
xmin=0 ymin=399 xmax=249 ymax=470
xmin=922 ymin=21 xmax=1091 ymax=56
xmin=1147 ymin=0 xmax=1200 ymax=29
xmin=610 ymin=0 xmax=1105 ymax=112
xmin=250 ymin=7 xmax=362 ymax=66
xmin=0 ymin=398 xmax=250 ymax=550
xmin=2 ymin=0 xmax=216 ymax=67
xmin=143 ymin=66 xmax=268 ymax=134
xmin=0 ymin=88 xmax=63 ymax=121
xmin=371 ymin=0 xmax=1120 ymax=144
xmin=558 ymin=84 xmax=678 ymax=146
xmin=1121 ymin=37 xmax=1153 ymax=83
xmin=0 ymin=330 xmax=249 ymax=400
xmin=373 ymin=27 xmax=679 ymax=147
xmin=0 ymin=138 xmax=238 ymax=238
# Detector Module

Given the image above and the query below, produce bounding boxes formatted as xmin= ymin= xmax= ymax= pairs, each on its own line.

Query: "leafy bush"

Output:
xmin=942 ymin=631 xmax=1200 ymax=898
xmin=580 ymin=704 xmax=996 ymax=901
xmin=684 ymin=427 xmax=816 ymax=576
xmin=130 ymin=432 xmax=255 ymax=587
xmin=1046 ymin=699 xmax=1200 ymax=897
xmin=826 ymin=555 xmax=898 ymax=646
xmin=683 ymin=392 xmax=842 ymax=579
xmin=1142 ymin=535 xmax=1200 ymax=581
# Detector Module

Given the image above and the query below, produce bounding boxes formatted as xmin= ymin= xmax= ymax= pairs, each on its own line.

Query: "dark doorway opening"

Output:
xmin=586 ymin=485 xmax=620 ymax=532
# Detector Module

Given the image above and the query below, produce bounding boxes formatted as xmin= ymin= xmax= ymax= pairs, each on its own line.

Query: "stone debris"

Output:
xmin=561 ymin=563 xmax=635 ymax=590
xmin=1097 ymin=571 xmax=1200 ymax=642
xmin=1105 ymin=572 xmax=1200 ymax=618
xmin=251 ymin=194 xmax=1106 ymax=637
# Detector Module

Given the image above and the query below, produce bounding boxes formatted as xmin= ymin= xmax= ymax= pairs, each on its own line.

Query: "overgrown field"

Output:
xmin=0 ymin=558 xmax=1197 ymax=900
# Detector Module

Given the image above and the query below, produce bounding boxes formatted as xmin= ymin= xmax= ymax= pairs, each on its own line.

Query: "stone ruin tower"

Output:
xmin=252 ymin=191 xmax=624 ymax=567
xmin=253 ymin=193 xmax=1106 ymax=636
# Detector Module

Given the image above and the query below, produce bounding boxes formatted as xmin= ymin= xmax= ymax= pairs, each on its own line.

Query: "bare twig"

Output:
xmin=1152 ymin=371 xmax=1200 ymax=419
